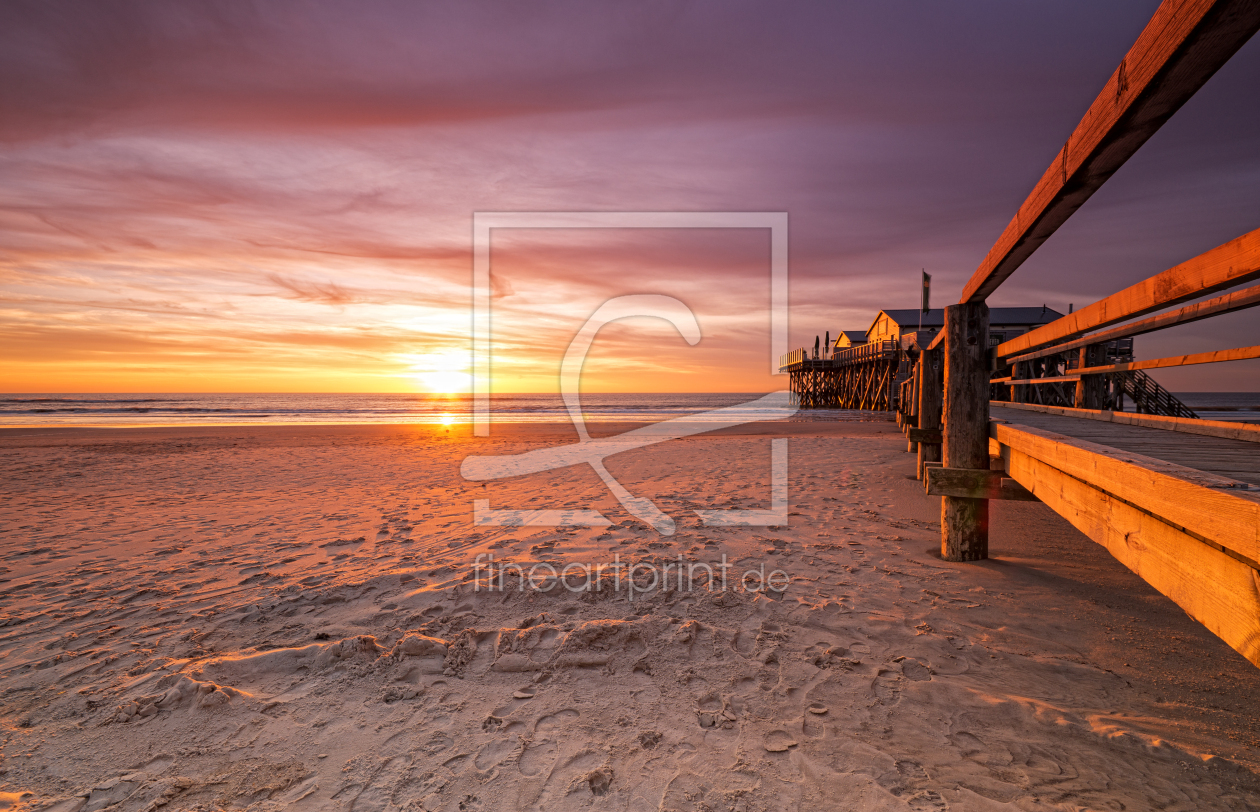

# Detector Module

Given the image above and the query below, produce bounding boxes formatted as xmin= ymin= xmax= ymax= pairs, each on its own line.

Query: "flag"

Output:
xmin=921 ymin=271 xmax=931 ymax=314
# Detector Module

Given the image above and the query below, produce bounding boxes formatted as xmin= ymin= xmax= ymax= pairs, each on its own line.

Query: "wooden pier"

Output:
xmin=780 ymin=341 xmax=903 ymax=410
xmin=889 ymin=0 xmax=1260 ymax=667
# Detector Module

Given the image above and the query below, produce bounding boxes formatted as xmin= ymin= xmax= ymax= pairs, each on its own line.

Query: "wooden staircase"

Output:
xmin=1115 ymin=369 xmax=1198 ymax=419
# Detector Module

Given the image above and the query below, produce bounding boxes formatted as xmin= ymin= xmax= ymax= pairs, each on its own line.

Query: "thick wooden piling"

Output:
xmin=906 ymin=366 xmax=919 ymax=452
xmin=941 ymin=303 xmax=990 ymax=561
xmin=916 ymin=346 xmax=942 ymax=479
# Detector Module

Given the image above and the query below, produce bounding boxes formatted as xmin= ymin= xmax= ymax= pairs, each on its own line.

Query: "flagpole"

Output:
xmin=920 ymin=269 xmax=931 ymax=338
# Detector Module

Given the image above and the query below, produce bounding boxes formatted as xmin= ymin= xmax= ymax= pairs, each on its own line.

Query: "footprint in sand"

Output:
xmin=534 ymin=752 xmax=607 ymax=805
xmin=442 ymin=753 xmax=472 ymax=773
xmin=349 ymin=756 xmax=411 ymax=811
xmin=518 ymin=740 xmax=557 ymax=776
xmin=902 ymin=789 xmax=949 ymax=811
xmin=763 ymin=730 xmax=798 ymax=752
xmin=878 ymin=761 xmax=948 ymax=811
xmin=873 ymin=669 xmax=902 ymax=705
xmin=898 ymin=656 xmax=932 ymax=681
xmin=534 ymin=709 xmax=578 ymax=733
xmin=474 ymin=737 xmax=520 ymax=771
xmin=802 ymin=703 xmax=828 ymax=737
xmin=729 ymin=628 xmax=756 ymax=656
xmin=695 ymin=692 xmax=724 ymax=729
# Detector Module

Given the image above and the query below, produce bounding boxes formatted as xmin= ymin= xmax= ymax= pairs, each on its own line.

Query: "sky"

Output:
xmin=2 ymin=0 xmax=1258 ymax=394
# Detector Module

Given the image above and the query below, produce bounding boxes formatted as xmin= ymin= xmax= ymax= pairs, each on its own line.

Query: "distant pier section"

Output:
xmin=782 ymin=306 xmax=1197 ymax=417
xmin=780 ymin=340 xmax=902 ymax=410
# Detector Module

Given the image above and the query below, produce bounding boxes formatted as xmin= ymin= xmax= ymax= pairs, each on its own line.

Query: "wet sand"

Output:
xmin=1 ymin=421 xmax=1258 ymax=811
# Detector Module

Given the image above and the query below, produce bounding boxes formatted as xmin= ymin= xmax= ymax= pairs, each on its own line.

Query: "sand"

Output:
xmin=1 ymin=420 xmax=1259 ymax=811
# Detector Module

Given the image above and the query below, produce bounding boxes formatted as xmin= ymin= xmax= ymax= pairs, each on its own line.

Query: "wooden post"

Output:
xmin=916 ymin=346 xmax=942 ymax=479
xmin=941 ymin=302 xmax=989 ymax=561
xmin=1074 ymin=343 xmax=1106 ymax=409
xmin=907 ymin=361 xmax=920 ymax=452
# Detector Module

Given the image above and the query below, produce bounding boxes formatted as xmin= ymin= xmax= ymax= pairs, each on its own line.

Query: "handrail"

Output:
xmin=781 ymin=340 xmax=899 ymax=370
xmin=959 ymin=0 xmax=1260 ymax=304
xmin=997 ymin=227 xmax=1260 ymax=358
xmin=779 ymin=347 xmax=806 ymax=370
xmin=916 ymin=0 xmax=1260 ymax=655
xmin=1074 ymin=345 xmax=1260 ymax=376
xmin=831 ymin=340 xmax=898 ymax=367
xmin=1005 ymin=281 xmax=1260 ymax=364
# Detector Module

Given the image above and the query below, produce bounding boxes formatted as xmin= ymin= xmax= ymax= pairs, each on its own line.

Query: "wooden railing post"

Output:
xmin=1074 ymin=343 xmax=1106 ymax=409
xmin=916 ymin=345 xmax=942 ymax=479
xmin=942 ymin=302 xmax=990 ymax=561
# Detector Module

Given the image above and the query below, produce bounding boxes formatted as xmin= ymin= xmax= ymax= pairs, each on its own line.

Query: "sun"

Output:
xmin=401 ymin=349 xmax=471 ymax=394
xmin=416 ymin=369 xmax=470 ymax=393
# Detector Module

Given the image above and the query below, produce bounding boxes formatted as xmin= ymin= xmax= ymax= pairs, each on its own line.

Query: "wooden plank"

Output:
xmin=1007 ymin=281 xmax=1260 ymax=364
xmin=1000 ymin=446 xmax=1260 ymax=668
xmin=992 ymin=401 xmax=1260 ymax=443
xmin=925 ymin=466 xmax=1040 ymax=501
xmin=1075 ymin=344 xmax=1260 ymax=375
xmin=1000 ymin=228 xmax=1260 ymax=356
xmin=908 ymin=428 xmax=943 ymax=444
xmin=1001 ymin=376 xmax=1083 ymax=385
xmin=991 ymin=422 xmax=1260 ymax=564
xmin=942 ymin=303 xmax=991 ymax=560
xmin=960 ymin=1 xmax=1260 ymax=304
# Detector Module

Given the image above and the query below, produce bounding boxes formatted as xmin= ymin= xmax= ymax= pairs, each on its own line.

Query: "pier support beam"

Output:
xmin=941 ymin=302 xmax=990 ymax=561
xmin=906 ymin=364 xmax=920 ymax=453
xmin=916 ymin=346 xmax=942 ymax=479
xmin=1074 ymin=343 xmax=1106 ymax=409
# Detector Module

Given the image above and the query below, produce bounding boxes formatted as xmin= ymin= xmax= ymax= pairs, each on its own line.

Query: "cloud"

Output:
xmin=266 ymin=274 xmax=356 ymax=306
xmin=1 ymin=1 xmax=1258 ymax=391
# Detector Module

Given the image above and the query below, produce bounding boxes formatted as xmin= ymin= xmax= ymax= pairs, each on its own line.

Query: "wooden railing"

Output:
xmin=990 ymin=230 xmax=1260 ymax=413
xmin=957 ymin=0 xmax=1260 ymax=305
xmin=902 ymin=0 xmax=1260 ymax=665
xmin=780 ymin=340 xmax=899 ymax=372
xmin=779 ymin=348 xmax=806 ymax=370
xmin=830 ymin=339 xmax=898 ymax=368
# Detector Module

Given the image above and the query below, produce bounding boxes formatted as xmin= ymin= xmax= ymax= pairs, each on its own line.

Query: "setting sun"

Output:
xmin=403 ymin=350 xmax=471 ymax=394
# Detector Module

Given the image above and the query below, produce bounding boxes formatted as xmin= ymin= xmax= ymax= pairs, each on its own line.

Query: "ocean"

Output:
xmin=0 ymin=393 xmax=873 ymax=428
xmin=1 ymin=392 xmax=1255 ymax=428
xmin=1168 ymin=392 xmax=1260 ymax=423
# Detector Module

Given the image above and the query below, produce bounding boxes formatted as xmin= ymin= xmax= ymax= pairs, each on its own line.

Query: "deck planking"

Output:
xmin=991 ymin=405 xmax=1260 ymax=486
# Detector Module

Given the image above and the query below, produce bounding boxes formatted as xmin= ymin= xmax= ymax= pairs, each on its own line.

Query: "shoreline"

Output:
xmin=0 ymin=418 xmax=899 ymax=443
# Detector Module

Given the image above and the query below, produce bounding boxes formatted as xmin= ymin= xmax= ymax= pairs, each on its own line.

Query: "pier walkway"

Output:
xmin=881 ymin=0 xmax=1260 ymax=668
xmin=971 ymin=402 xmax=1260 ymax=667
xmin=991 ymin=404 xmax=1260 ymax=487
xmin=769 ymin=0 xmax=1260 ymax=665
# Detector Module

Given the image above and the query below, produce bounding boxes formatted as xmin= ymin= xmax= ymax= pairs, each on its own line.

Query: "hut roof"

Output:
xmin=871 ymin=306 xmax=1064 ymax=331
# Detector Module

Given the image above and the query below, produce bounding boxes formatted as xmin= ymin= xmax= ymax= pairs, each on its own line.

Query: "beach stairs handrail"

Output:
xmin=1115 ymin=369 xmax=1199 ymax=419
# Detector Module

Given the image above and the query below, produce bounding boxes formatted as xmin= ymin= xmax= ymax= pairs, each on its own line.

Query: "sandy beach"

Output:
xmin=2 ymin=420 xmax=1259 ymax=811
